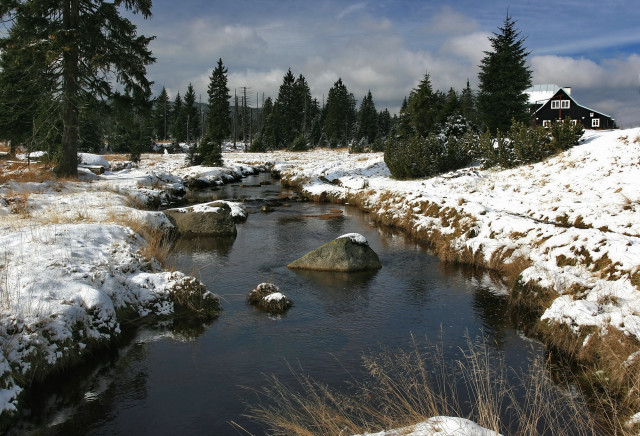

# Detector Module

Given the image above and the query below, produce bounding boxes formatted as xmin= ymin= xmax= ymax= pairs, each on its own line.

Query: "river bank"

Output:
xmin=1 ymin=128 xmax=639 ymax=433
xmin=225 ymin=127 xmax=640 ymax=428
xmin=0 ymin=152 xmax=263 ymax=424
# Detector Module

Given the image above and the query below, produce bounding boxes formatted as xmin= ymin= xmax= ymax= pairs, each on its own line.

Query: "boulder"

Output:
xmin=287 ymin=233 xmax=382 ymax=272
xmin=247 ymin=282 xmax=293 ymax=314
xmin=164 ymin=201 xmax=237 ymax=236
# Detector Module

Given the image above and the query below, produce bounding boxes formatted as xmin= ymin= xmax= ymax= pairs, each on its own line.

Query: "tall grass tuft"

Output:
xmin=242 ymin=334 xmax=620 ymax=436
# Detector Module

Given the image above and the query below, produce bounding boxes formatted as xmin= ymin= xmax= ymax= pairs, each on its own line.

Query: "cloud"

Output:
xmin=441 ymin=31 xmax=491 ymax=66
xmin=531 ymin=54 xmax=640 ymax=127
xmin=426 ymin=6 xmax=478 ymax=35
xmin=337 ymin=2 xmax=367 ymax=20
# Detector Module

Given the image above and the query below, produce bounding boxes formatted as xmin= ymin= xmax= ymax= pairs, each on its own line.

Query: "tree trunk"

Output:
xmin=57 ymin=0 xmax=79 ymax=178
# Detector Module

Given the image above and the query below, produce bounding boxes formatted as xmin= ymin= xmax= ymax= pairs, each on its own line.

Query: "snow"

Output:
xmin=339 ymin=232 xmax=368 ymax=245
xmin=0 ymin=152 xmax=244 ymax=415
xmin=353 ymin=416 xmax=502 ymax=436
xmin=263 ymin=292 xmax=286 ymax=302
xmin=78 ymin=153 xmax=110 ymax=169
xmin=225 ymin=128 xmax=640 ymax=346
xmin=2 ymin=128 xmax=640 ymax=427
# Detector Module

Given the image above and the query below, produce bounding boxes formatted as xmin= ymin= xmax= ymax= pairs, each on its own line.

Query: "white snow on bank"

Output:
xmin=78 ymin=153 xmax=110 ymax=170
xmin=354 ymin=416 xmax=502 ymax=436
xmin=0 ymin=152 xmax=259 ymax=414
xmin=225 ymin=129 xmax=640 ymax=345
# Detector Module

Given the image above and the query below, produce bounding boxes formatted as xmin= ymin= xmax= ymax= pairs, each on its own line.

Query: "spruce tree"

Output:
xmin=0 ymin=0 xmax=154 ymax=177
xmin=153 ymin=87 xmax=171 ymax=141
xmin=183 ymin=84 xmax=200 ymax=144
xmin=323 ymin=78 xmax=356 ymax=147
xmin=407 ymin=72 xmax=443 ymax=137
xmin=477 ymin=14 xmax=532 ymax=133
xmin=201 ymin=58 xmax=230 ymax=166
xmin=172 ymin=92 xmax=186 ymax=143
xmin=356 ymin=91 xmax=377 ymax=145
xmin=0 ymin=31 xmax=57 ymax=156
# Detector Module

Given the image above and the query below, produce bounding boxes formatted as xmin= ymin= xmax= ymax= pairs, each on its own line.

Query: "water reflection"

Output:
xmin=171 ymin=234 xmax=236 ymax=257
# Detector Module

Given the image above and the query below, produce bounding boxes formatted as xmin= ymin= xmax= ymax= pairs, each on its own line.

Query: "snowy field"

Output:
xmin=1 ymin=128 xmax=639 ymax=434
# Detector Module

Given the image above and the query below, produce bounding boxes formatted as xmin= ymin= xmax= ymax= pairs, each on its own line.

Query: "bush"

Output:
xmin=250 ymin=133 xmax=267 ymax=152
xmin=481 ymin=118 xmax=584 ymax=169
xmin=289 ymin=134 xmax=309 ymax=152
xmin=550 ymin=118 xmax=584 ymax=152
xmin=199 ymin=135 xmax=223 ymax=166
xmin=384 ymin=131 xmax=475 ymax=180
xmin=349 ymin=137 xmax=368 ymax=154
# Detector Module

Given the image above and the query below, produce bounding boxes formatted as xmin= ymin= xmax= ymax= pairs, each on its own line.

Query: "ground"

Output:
xmin=1 ymin=129 xmax=639 ymax=433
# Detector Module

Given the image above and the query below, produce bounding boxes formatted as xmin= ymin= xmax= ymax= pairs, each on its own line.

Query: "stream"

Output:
xmin=15 ymin=173 xmax=561 ymax=435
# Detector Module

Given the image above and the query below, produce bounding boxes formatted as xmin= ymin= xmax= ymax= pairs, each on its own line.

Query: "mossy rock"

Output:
xmin=287 ymin=233 xmax=382 ymax=272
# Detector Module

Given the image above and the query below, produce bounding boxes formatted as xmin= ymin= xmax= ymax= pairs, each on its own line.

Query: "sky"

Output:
xmin=129 ymin=0 xmax=640 ymax=127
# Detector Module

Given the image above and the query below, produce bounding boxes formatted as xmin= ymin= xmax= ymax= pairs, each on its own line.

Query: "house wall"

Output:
xmin=533 ymin=89 xmax=616 ymax=129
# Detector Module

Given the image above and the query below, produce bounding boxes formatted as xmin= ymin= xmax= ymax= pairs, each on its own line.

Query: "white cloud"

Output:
xmin=426 ymin=6 xmax=478 ymax=35
xmin=531 ymin=54 xmax=640 ymax=127
xmin=441 ymin=31 xmax=491 ymax=66
xmin=337 ymin=2 xmax=368 ymax=20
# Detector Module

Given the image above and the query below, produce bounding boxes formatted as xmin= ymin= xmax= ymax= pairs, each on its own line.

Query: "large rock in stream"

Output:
xmin=287 ymin=233 xmax=382 ymax=272
xmin=163 ymin=201 xmax=237 ymax=236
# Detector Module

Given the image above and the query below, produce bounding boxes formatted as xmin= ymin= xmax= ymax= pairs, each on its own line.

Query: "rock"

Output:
xmin=164 ymin=201 xmax=237 ymax=236
xmin=246 ymin=282 xmax=293 ymax=314
xmin=287 ymin=233 xmax=382 ymax=272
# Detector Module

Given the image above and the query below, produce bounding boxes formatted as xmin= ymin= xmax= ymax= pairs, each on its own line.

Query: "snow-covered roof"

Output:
xmin=525 ymin=84 xmax=561 ymax=105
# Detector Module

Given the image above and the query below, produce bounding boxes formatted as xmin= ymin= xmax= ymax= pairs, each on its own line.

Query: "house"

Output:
xmin=525 ymin=85 xmax=616 ymax=129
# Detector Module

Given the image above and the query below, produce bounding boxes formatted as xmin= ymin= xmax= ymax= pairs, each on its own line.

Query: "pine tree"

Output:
xmin=323 ymin=78 xmax=356 ymax=147
xmin=172 ymin=92 xmax=186 ymax=142
xmin=0 ymin=0 xmax=154 ymax=176
xmin=477 ymin=13 xmax=532 ymax=133
xmin=407 ymin=72 xmax=442 ymax=137
xmin=183 ymin=84 xmax=200 ymax=144
xmin=356 ymin=90 xmax=377 ymax=145
xmin=153 ymin=87 xmax=171 ymax=141
xmin=460 ymin=79 xmax=477 ymax=127
xmin=200 ymin=58 xmax=230 ymax=166
xmin=273 ymin=69 xmax=297 ymax=147
xmin=0 ymin=32 xmax=58 ymax=156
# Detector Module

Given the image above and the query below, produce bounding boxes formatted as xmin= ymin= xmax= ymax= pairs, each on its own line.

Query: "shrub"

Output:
xmin=289 ymin=134 xmax=309 ymax=152
xmin=198 ymin=135 xmax=223 ymax=166
xmin=349 ymin=137 xmax=368 ymax=154
xmin=550 ymin=118 xmax=584 ymax=152
xmin=250 ymin=133 xmax=267 ymax=152
xmin=384 ymin=129 xmax=475 ymax=180
xmin=482 ymin=118 xmax=584 ymax=169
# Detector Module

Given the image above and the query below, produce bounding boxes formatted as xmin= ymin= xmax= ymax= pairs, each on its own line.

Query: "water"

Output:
xmin=16 ymin=174 xmax=549 ymax=435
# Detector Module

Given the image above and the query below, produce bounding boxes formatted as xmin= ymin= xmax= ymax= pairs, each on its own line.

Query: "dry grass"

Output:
xmin=241 ymin=335 xmax=614 ymax=436
xmin=112 ymin=215 xmax=172 ymax=267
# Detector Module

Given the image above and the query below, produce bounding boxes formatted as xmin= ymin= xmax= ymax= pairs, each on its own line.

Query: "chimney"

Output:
xmin=564 ymin=87 xmax=572 ymax=95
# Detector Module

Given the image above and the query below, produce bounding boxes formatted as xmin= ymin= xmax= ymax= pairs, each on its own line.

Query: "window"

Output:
xmin=592 ymin=118 xmax=600 ymax=128
xmin=571 ymin=120 xmax=578 ymax=126
xmin=542 ymin=120 xmax=551 ymax=128
xmin=551 ymin=100 xmax=570 ymax=109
